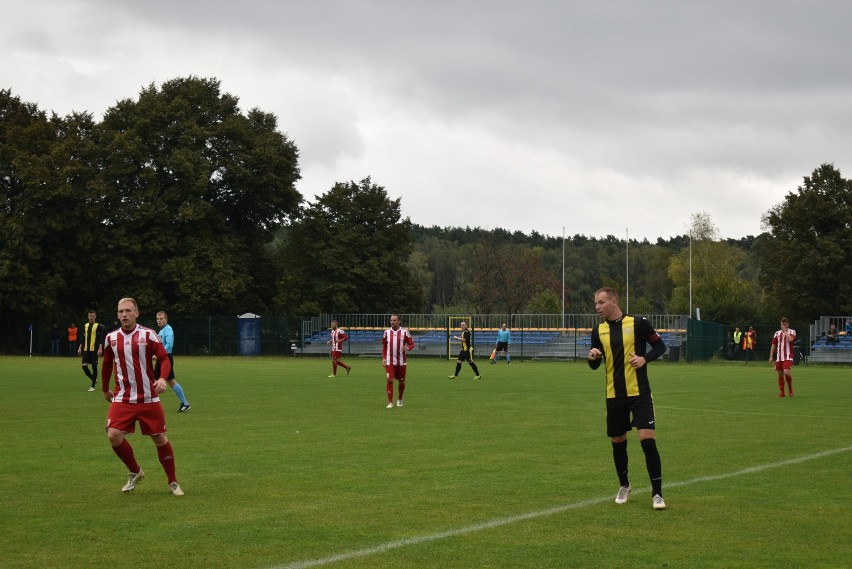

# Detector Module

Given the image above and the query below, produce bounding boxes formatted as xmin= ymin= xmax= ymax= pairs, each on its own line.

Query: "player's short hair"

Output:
xmin=118 ymin=297 xmax=138 ymax=311
xmin=87 ymin=309 xmax=96 ymax=315
xmin=157 ymin=310 xmax=169 ymax=319
xmin=780 ymin=317 xmax=789 ymax=324
xmin=595 ymin=287 xmax=618 ymax=299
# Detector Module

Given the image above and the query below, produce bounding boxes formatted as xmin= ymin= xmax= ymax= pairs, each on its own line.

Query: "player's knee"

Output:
xmin=106 ymin=429 xmax=124 ymax=446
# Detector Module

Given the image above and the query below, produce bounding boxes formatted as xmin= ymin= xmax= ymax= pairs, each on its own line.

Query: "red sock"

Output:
xmin=112 ymin=439 xmax=141 ymax=473
xmin=332 ymin=362 xmax=338 ymax=375
xmin=398 ymin=379 xmax=405 ymax=401
xmin=386 ymin=380 xmax=394 ymax=403
xmin=778 ymin=377 xmax=785 ymax=394
xmin=157 ymin=441 xmax=177 ymax=484
xmin=786 ymin=376 xmax=793 ymax=394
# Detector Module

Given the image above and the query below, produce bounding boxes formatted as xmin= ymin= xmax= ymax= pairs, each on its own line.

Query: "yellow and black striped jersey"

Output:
xmin=589 ymin=315 xmax=666 ymax=398
xmin=81 ymin=322 xmax=104 ymax=352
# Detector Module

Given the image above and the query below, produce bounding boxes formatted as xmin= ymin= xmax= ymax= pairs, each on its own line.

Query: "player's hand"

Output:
xmin=588 ymin=348 xmax=603 ymax=360
xmin=103 ymin=391 xmax=113 ymax=402
xmin=627 ymin=352 xmax=647 ymax=369
xmin=154 ymin=378 xmax=167 ymax=393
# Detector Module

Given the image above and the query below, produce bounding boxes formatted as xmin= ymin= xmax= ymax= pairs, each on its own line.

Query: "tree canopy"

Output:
xmin=3 ymin=79 xmax=850 ymax=356
xmin=276 ymin=177 xmax=425 ymax=314
xmin=757 ymin=163 xmax=852 ymax=321
xmin=0 ymin=78 xmax=302 ymax=325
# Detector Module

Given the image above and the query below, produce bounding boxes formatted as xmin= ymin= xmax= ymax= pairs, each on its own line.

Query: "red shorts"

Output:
xmin=774 ymin=360 xmax=793 ymax=372
xmin=385 ymin=364 xmax=407 ymax=380
xmin=331 ymin=350 xmax=343 ymax=359
xmin=106 ymin=401 xmax=167 ymax=436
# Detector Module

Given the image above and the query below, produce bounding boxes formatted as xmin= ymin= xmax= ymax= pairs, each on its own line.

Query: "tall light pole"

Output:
xmin=625 ymin=228 xmax=629 ymax=313
xmin=689 ymin=230 xmax=693 ymax=319
xmin=561 ymin=226 xmax=565 ymax=327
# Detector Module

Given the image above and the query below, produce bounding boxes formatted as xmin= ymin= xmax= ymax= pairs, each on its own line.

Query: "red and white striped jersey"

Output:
xmin=382 ymin=327 xmax=414 ymax=366
xmin=101 ymin=324 xmax=171 ymax=403
xmin=771 ymin=328 xmax=797 ymax=362
xmin=330 ymin=329 xmax=348 ymax=352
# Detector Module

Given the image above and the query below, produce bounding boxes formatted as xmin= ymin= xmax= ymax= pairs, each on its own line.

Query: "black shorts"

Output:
xmin=153 ymin=353 xmax=176 ymax=381
xmin=81 ymin=352 xmax=98 ymax=366
xmin=496 ymin=341 xmax=509 ymax=352
xmin=456 ymin=349 xmax=473 ymax=362
xmin=605 ymin=394 xmax=656 ymax=437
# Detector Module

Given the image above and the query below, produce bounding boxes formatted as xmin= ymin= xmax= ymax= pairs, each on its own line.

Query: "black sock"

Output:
xmin=454 ymin=363 xmax=462 ymax=376
xmin=470 ymin=362 xmax=480 ymax=375
xmin=641 ymin=438 xmax=663 ymax=496
xmin=82 ymin=367 xmax=94 ymax=380
xmin=611 ymin=440 xmax=629 ymax=487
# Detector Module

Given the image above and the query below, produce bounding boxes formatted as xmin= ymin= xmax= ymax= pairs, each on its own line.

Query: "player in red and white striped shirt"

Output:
xmin=326 ymin=320 xmax=351 ymax=377
xmin=769 ymin=317 xmax=797 ymax=398
xmin=101 ymin=298 xmax=184 ymax=496
xmin=382 ymin=314 xmax=415 ymax=408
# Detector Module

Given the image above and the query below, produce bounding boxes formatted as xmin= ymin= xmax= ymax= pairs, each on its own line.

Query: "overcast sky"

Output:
xmin=3 ymin=1 xmax=851 ymax=240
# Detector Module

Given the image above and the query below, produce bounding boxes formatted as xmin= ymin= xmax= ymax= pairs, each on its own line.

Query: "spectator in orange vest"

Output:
xmin=742 ymin=326 xmax=756 ymax=363
xmin=67 ymin=323 xmax=79 ymax=357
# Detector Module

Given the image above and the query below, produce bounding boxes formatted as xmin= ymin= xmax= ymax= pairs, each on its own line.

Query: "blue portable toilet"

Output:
xmin=238 ymin=313 xmax=261 ymax=356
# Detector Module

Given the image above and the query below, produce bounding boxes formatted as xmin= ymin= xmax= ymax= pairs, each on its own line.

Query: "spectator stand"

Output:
xmin=809 ymin=315 xmax=852 ymax=364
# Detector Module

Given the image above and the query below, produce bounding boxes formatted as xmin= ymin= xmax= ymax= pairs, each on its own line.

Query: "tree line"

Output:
xmin=2 ymin=77 xmax=850 ymax=353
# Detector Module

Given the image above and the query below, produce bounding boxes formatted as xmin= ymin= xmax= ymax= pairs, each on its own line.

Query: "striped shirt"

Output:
xmin=101 ymin=324 xmax=171 ymax=403
xmin=382 ymin=327 xmax=414 ymax=366
xmin=771 ymin=329 xmax=797 ymax=362
xmin=81 ymin=322 xmax=104 ymax=352
xmin=590 ymin=315 xmax=666 ymax=398
xmin=330 ymin=329 xmax=348 ymax=352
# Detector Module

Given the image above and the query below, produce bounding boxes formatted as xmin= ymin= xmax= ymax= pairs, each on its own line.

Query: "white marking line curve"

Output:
xmin=268 ymin=446 xmax=852 ymax=569
xmin=656 ymin=405 xmax=848 ymax=420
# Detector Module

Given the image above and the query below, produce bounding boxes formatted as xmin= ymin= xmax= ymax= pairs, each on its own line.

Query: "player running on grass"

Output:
xmin=449 ymin=321 xmax=481 ymax=380
xmin=327 ymin=320 xmax=351 ymax=377
xmin=101 ymin=298 xmax=184 ymax=496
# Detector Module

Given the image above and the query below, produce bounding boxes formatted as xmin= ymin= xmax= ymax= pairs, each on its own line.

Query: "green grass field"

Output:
xmin=1 ymin=355 xmax=850 ymax=569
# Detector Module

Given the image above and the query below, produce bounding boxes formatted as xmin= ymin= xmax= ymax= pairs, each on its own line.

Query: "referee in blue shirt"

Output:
xmin=155 ymin=311 xmax=191 ymax=413
xmin=492 ymin=323 xmax=512 ymax=364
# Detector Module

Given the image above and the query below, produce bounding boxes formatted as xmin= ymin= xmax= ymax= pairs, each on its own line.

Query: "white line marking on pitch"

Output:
xmin=656 ymin=405 xmax=848 ymax=420
xmin=267 ymin=446 xmax=852 ymax=569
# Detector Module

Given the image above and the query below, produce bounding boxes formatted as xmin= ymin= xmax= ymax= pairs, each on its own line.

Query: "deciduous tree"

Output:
xmin=278 ymin=177 xmax=424 ymax=314
xmin=757 ymin=163 xmax=852 ymax=321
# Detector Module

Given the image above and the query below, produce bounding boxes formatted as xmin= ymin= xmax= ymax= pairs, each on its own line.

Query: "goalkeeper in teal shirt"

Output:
xmin=155 ymin=311 xmax=192 ymax=412
xmin=492 ymin=323 xmax=512 ymax=364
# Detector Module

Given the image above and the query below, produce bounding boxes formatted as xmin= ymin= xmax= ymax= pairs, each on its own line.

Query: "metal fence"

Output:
xmin=18 ymin=312 xmax=774 ymax=363
xmin=299 ymin=313 xmax=691 ymax=361
xmin=16 ymin=314 xmax=303 ymax=357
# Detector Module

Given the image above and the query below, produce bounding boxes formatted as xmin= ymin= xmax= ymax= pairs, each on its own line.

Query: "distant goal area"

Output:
xmin=299 ymin=313 xmax=689 ymax=361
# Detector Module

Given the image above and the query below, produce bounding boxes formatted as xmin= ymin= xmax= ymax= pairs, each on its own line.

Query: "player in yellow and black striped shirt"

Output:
xmin=588 ymin=287 xmax=668 ymax=510
xmin=449 ymin=321 xmax=481 ymax=380
xmin=78 ymin=309 xmax=105 ymax=391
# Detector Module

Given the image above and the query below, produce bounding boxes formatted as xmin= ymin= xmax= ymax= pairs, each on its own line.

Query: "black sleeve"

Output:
xmin=588 ymin=326 xmax=603 ymax=370
xmin=639 ymin=318 xmax=667 ymax=362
